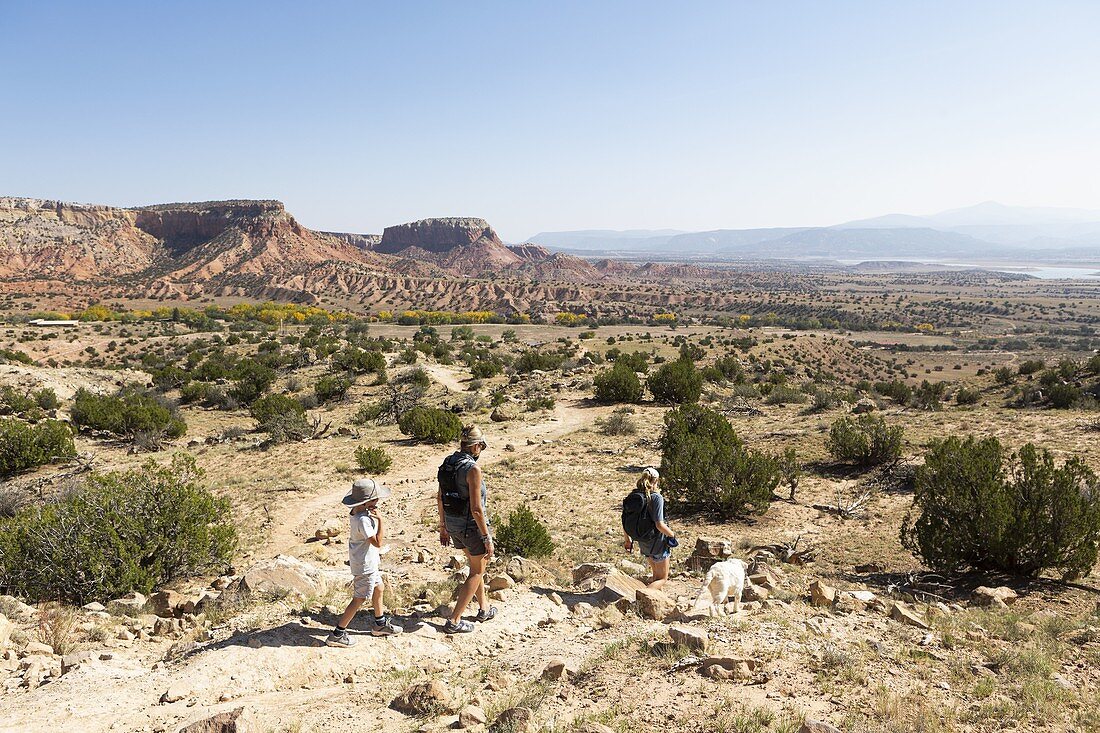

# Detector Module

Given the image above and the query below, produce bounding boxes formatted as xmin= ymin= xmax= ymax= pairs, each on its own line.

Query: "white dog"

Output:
xmin=692 ymin=559 xmax=748 ymax=617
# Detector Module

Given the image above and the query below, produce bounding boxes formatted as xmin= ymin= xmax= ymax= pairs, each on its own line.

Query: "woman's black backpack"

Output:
xmin=438 ymin=453 xmax=474 ymax=517
xmin=621 ymin=489 xmax=658 ymax=542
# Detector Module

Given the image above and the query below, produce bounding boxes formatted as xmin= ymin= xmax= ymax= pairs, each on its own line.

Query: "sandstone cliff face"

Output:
xmin=375 ymin=217 xmax=503 ymax=254
xmin=133 ymin=201 xmax=289 ymax=255
xmin=0 ymin=198 xmax=158 ymax=279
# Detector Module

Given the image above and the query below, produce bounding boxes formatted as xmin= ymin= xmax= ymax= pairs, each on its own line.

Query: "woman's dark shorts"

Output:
xmin=445 ymin=515 xmax=488 ymax=556
xmin=636 ymin=535 xmax=671 ymax=561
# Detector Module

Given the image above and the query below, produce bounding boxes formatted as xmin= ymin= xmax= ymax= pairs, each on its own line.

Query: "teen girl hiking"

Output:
xmin=621 ymin=466 xmax=678 ymax=589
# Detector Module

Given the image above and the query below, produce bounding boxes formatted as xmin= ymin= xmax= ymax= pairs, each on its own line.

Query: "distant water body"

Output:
xmin=836 ymin=259 xmax=1100 ymax=280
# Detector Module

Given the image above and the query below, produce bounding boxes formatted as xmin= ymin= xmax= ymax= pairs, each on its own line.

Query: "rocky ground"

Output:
xmin=2 ymin=344 xmax=1100 ymax=733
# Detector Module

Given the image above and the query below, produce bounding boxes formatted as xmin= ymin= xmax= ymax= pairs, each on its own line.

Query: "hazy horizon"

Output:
xmin=4 ymin=2 xmax=1100 ymax=242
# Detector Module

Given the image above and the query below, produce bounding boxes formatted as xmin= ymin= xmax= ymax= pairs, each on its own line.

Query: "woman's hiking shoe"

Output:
xmin=474 ymin=606 xmax=497 ymax=623
xmin=443 ymin=619 xmax=475 ymax=634
xmin=326 ymin=629 xmax=355 ymax=648
xmin=369 ymin=615 xmax=403 ymax=637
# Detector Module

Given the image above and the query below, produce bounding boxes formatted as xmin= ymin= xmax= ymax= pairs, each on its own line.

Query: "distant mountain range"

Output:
xmin=528 ymin=203 xmax=1100 ymax=260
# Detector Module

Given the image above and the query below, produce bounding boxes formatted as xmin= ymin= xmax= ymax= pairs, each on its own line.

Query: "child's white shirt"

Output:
xmin=348 ymin=512 xmax=380 ymax=576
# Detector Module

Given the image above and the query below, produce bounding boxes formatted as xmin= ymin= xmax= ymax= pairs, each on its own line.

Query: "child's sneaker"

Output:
xmin=326 ymin=628 xmax=356 ymax=648
xmin=369 ymin=614 xmax=403 ymax=637
xmin=474 ymin=606 xmax=497 ymax=622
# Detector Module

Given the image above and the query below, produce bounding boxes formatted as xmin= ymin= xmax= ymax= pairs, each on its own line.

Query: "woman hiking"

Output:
xmin=437 ymin=424 xmax=497 ymax=634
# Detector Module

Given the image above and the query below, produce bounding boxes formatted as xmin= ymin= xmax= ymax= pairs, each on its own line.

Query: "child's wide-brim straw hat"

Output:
xmin=342 ymin=478 xmax=391 ymax=507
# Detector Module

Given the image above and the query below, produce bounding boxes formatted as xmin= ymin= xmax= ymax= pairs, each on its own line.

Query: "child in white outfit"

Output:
xmin=327 ymin=478 xmax=402 ymax=647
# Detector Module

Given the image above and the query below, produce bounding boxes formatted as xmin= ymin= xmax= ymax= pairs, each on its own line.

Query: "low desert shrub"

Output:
xmin=955 ymin=386 xmax=981 ymax=405
xmin=659 ymin=404 xmax=779 ymax=518
xmin=1048 ymin=383 xmax=1082 ymax=409
xmin=495 ymin=504 xmax=555 ymax=558
xmin=0 ymin=418 xmax=76 ymax=478
xmin=596 ymin=407 xmax=638 ymax=436
xmin=826 ymin=415 xmax=903 ymax=467
xmin=513 ymin=350 xmax=564 ymax=374
xmin=763 ymin=385 xmax=809 ymax=405
xmin=398 ymin=406 xmax=462 ymax=444
xmin=647 ymin=358 xmax=703 ymax=404
xmin=914 ymin=380 xmax=948 ymax=411
xmin=901 ymin=436 xmax=1100 ymax=578
xmin=874 ymin=380 xmax=913 ymax=404
xmin=526 ymin=395 xmax=555 ymax=411
xmin=333 ymin=347 xmax=386 ymax=375
xmin=250 ymin=394 xmax=310 ymax=443
xmin=471 ymin=361 xmax=503 ymax=379
xmin=593 ymin=363 xmax=643 ymax=404
xmin=354 ymin=445 xmax=392 ymax=474
xmin=315 ymin=374 xmax=353 ymax=404
xmin=1018 ymin=359 xmax=1046 ymax=376
xmin=71 ymin=388 xmax=186 ymax=446
xmin=0 ymin=453 xmax=236 ymax=603
xmin=228 ymin=361 xmax=276 ymax=405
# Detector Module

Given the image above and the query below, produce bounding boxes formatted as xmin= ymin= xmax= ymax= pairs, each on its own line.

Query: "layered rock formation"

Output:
xmin=0 ymin=196 xmax=735 ymax=314
xmin=375 ymin=217 xmax=502 ymax=255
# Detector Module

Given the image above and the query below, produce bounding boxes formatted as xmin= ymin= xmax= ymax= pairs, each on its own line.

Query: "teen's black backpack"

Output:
xmin=621 ymin=489 xmax=658 ymax=542
xmin=438 ymin=452 xmax=474 ymax=517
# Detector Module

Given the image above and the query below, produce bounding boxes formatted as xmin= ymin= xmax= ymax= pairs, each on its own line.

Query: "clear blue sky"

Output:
xmin=3 ymin=1 xmax=1099 ymax=241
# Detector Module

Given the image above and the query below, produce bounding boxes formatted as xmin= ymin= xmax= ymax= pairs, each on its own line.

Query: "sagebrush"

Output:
xmin=0 ymin=453 xmax=236 ymax=603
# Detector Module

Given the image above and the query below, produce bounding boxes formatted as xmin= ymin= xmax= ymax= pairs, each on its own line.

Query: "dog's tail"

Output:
xmin=690 ymin=566 xmax=717 ymax=612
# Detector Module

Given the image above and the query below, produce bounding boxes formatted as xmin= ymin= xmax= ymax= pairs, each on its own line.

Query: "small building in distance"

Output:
xmin=28 ymin=319 xmax=79 ymax=328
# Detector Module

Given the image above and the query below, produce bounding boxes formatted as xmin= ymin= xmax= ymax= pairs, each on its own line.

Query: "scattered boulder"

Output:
xmin=0 ymin=596 xmax=35 ymax=622
xmin=24 ymin=641 xmax=54 ymax=656
xmin=147 ymin=590 xmax=185 ymax=618
xmin=391 ymin=680 xmax=452 ymax=715
xmin=541 ymin=657 xmax=578 ymax=681
xmin=490 ymin=405 xmax=520 ymax=422
xmin=107 ymin=592 xmax=147 ymax=616
xmin=685 ymin=537 xmax=733 ymax=571
xmin=160 ymin=682 xmax=192 ymax=703
xmin=852 ymin=399 xmax=877 ymax=414
xmin=593 ymin=605 xmax=625 ymax=629
xmin=618 ymin=559 xmax=649 ymax=577
xmin=635 ymin=587 xmax=676 ymax=621
xmin=971 ymin=586 xmax=1018 ymax=609
xmin=699 ymin=656 xmax=759 ymax=681
xmin=488 ymin=574 xmax=515 ymax=592
xmin=178 ymin=707 xmax=259 ymax=733
xmin=490 ymin=707 xmax=533 ymax=733
xmin=458 ymin=705 xmax=488 ymax=729
xmin=742 ymin=584 xmax=769 ymax=602
xmin=236 ymin=555 xmax=329 ymax=599
xmin=809 ymin=580 xmax=836 ymax=608
xmin=669 ymin=624 xmax=708 ymax=652
xmin=800 ymin=721 xmax=842 ymax=733
xmin=505 ymin=556 xmax=540 ymax=583
xmin=486 ymin=671 xmax=517 ymax=692
xmin=81 ymin=602 xmax=107 ymax=613
xmin=61 ymin=650 xmax=94 ymax=674
xmin=314 ymin=518 xmax=342 ymax=542
xmin=570 ymin=602 xmax=594 ymax=618
xmin=0 ymin=614 xmax=12 ymax=647
xmin=890 ymin=602 xmax=931 ymax=630
xmin=572 ymin=564 xmax=648 ymax=603
xmin=834 ymin=593 xmax=866 ymax=615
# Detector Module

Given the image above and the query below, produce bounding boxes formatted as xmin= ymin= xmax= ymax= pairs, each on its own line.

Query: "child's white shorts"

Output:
xmin=352 ymin=570 xmax=383 ymax=599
